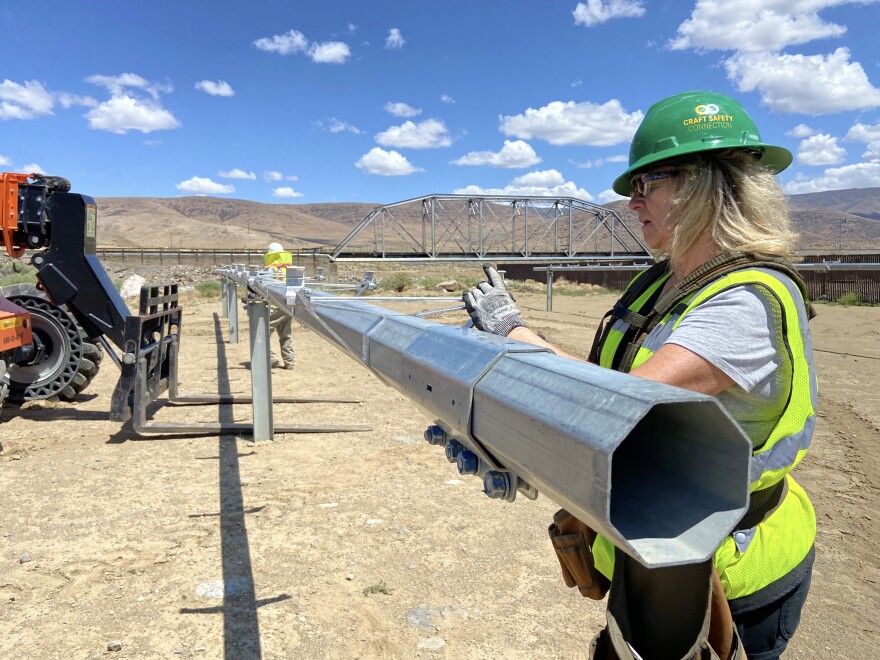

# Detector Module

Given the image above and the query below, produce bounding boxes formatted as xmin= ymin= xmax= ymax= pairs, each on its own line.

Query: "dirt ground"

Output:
xmin=1 ymin=279 xmax=878 ymax=659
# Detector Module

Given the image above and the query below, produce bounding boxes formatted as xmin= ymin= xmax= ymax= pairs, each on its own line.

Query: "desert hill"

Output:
xmin=95 ymin=196 xmax=369 ymax=250
xmin=93 ymin=188 xmax=880 ymax=253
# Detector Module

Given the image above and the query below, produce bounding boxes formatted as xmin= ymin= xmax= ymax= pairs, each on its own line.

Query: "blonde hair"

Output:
xmin=658 ymin=149 xmax=797 ymax=269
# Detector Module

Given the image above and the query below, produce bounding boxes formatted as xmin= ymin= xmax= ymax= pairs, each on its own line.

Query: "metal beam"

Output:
xmin=218 ymin=265 xmax=752 ymax=569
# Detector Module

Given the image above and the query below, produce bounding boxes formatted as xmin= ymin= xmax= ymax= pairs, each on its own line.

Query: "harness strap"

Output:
xmin=736 ymin=478 xmax=788 ymax=531
xmin=587 ymin=260 xmax=671 ymax=365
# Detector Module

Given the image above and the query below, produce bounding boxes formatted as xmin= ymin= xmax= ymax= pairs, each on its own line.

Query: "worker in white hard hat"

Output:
xmin=263 ymin=242 xmax=295 ymax=370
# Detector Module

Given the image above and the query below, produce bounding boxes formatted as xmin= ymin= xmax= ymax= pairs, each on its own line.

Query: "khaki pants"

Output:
xmin=269 ymin=307 xmax=295 ymax=368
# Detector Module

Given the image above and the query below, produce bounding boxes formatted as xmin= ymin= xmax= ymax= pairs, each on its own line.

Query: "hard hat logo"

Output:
xmin=611 ymin=90 xmax=793 ymax=196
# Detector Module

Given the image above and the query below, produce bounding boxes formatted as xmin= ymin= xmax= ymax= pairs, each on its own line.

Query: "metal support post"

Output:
xmin=247 ymin=300 xmax=274 ymax=441
xmin=228 ymin=281 xmax=239 ymax=344
xmin=546 ymin=269 xmax=554 ymax=312
xmin=220 ymin=279 xmax=229 ymax=319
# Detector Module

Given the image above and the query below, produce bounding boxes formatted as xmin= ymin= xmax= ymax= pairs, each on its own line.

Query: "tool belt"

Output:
xmin=548 ymin=508 xmax=610 ymax=600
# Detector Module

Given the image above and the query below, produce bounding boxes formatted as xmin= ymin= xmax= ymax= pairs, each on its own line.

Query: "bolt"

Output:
xmin=444 ymin=440 xmax=464 ymax=463
xmin=483 ymin=470 xmax=510 ymax=499
xmin=424 ymin=425 xmax=446 ymax=446
xmin=456 ymin=450 xmax=479 ymax=475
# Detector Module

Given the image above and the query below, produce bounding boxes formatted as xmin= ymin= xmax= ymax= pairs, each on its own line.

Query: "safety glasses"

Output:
xmin=630 ymin=171 xmax=676 ymax=197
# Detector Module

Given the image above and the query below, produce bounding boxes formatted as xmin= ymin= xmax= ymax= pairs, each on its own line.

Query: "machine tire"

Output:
xmin=1 ymin=284 xmax=104 ymax=404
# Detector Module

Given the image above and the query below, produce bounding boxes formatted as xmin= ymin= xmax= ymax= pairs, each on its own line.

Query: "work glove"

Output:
xmin=462 ymin=264 xmax=525 ymax=336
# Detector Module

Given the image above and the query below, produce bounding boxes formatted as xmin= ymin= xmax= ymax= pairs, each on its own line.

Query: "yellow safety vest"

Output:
xmin=591 ymin=264 xmax=817 ymax=607
xmin=264 ymin=250 xmax=293 ymax=268
xmin=264 ymin=250 xmax=293 ymax=279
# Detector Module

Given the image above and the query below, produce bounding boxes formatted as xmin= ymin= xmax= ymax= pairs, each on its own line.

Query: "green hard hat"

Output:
xmin=612 ymin=91 xmax=792 ymax=196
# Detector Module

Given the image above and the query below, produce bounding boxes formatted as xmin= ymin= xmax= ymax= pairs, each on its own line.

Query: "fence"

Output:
xmin=96 ymin=248 xmax=335 ymax=279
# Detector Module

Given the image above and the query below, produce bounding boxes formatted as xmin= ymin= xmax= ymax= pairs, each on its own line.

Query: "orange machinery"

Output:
xmin=1 ymin=171 xmax=31 ymax=259
xmin=0 ymin=173 xmax=34 ymax=355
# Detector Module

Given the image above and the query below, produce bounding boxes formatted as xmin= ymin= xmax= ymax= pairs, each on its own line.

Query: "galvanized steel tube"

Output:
xmin=218 ymin=265 xmax=751 ymax=569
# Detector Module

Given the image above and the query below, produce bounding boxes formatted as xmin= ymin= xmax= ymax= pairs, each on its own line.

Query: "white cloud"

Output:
xmin=323 ymin=117 xmax=361 ymax=133
xmin=87 ymin=73 xmax=170 ymax=98
xmin=787 ymin=124 xmax=815 ymax=138
xmin=385 ymin=28 xmax=405 ymax=49
xmin=454 ymin=169 xmax=592 ymax=200
xmin=570 ymin=154 xmax=628 ymax=169
xmin=355 ymin=148 xmax=423 ymax=176
xmin=0 ymin=79 xmax=54 ymax=119
xmin=441 ymin=94 xmax=456 ymax=104
xmin=176 ymin=177 xmax=234 ymax=194
xmin=254 ymin=29 xmax=350 ymax=64
xmin=0 ymin=154 xmax=10 ymax=165
xmin=348 ymin=23 xmax=358 ymax=34
xmin=309 ymin=42 xmax=350 ymax=64
xmin=21 ymin=162 xmax=44 ymax=174
xmin=726 ymin=48 xmax=880 ymax=115
xmin=219 ymin=168 xmax=256 ymax=180
xmin=500 ymin=99 xmax=642 ymax=147
xmin=846 ymin=122 xmax=880 ymax=161
xmin=57 ymin=92 xmax=97 ymax=109
xmin=571 ymin=79 xmax=583 ymax=88
xmin=669 ymin=0 xmax=866 ymax=53
xmin=273 ymin=186 xmax=304 ymax=198
xmin=573 ymin=0 xmax=646 ymax=27
xmin=376 ymin=119 xmax=452 ymax=149
xmin=86 ymin=95 xmax=180 ymax=134
xmin=195 ymin=80 xmax=234 ymax=97
xmin=261 ymin=170 xmax=298 ymax=182
xmin=84 ymin=73 xmax=180 ymax=134
xmin=785 ymin=162 xmax=880 ymax=193
xmin=453 ymin=140 xmax=542 ymax=168
xmin=598 ymin=188 xmax=628 ymax=204
xmin=253 ymin=29 xmax=309 ymax=55
xmin=797 ymin=134 xmax=846 ymax=166
xmin=385 ymin=102 xmax=422 ymax=117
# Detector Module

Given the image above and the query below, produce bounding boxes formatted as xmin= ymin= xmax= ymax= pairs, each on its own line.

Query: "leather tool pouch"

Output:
xmin=548 ymin=508 xmax=610 ymax=600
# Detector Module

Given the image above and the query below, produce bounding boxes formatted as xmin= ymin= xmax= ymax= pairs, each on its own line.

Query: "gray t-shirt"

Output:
xmin=641 ymin=279 xmax=794 ymax=448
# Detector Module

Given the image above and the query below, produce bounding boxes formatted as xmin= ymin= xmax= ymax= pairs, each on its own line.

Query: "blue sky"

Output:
xmin=2 ymin=1 xmax=880 ymax=205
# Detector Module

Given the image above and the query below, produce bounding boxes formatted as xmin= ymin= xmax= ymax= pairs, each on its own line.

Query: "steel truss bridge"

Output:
xmin=331 ymin=194 xmax=650 ymax=260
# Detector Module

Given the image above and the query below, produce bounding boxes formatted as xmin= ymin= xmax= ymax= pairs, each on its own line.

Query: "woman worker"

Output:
xmin=463 ymin=91 xmax=816 ymax=659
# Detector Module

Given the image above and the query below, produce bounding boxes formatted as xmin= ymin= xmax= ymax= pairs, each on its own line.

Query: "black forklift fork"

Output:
xmin=109 ymin=284 xmax=368 ymax=436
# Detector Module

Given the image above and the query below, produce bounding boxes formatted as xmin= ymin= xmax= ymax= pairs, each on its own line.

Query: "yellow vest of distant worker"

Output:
xmin=264 ymin=250 xmax=293 ymax=277
xmin=592 ymin=267 xmax=817 ymax=606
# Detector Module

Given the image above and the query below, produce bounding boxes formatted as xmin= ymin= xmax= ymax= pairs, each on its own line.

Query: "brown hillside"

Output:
xmin=606 ymin=197 xmax=880 ymax=252
xmin=95 ymin=197 xmax=358 ymax=250
xmin=790 ymin=187 xmax=880 ymax=220
xmin=92 ymin=190 xmax=880 ymax=252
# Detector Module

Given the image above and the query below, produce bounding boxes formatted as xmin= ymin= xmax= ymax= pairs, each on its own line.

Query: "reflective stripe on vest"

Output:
xmin=593 ymin=267 xmax=817 ymax=601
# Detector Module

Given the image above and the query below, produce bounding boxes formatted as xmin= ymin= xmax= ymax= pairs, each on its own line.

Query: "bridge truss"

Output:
xmin=331 ymin=194 xmax=650 ymax=260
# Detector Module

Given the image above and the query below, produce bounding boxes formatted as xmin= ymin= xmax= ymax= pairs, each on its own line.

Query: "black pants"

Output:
xmin=734 ymin=564 xmax=812 ymax=659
